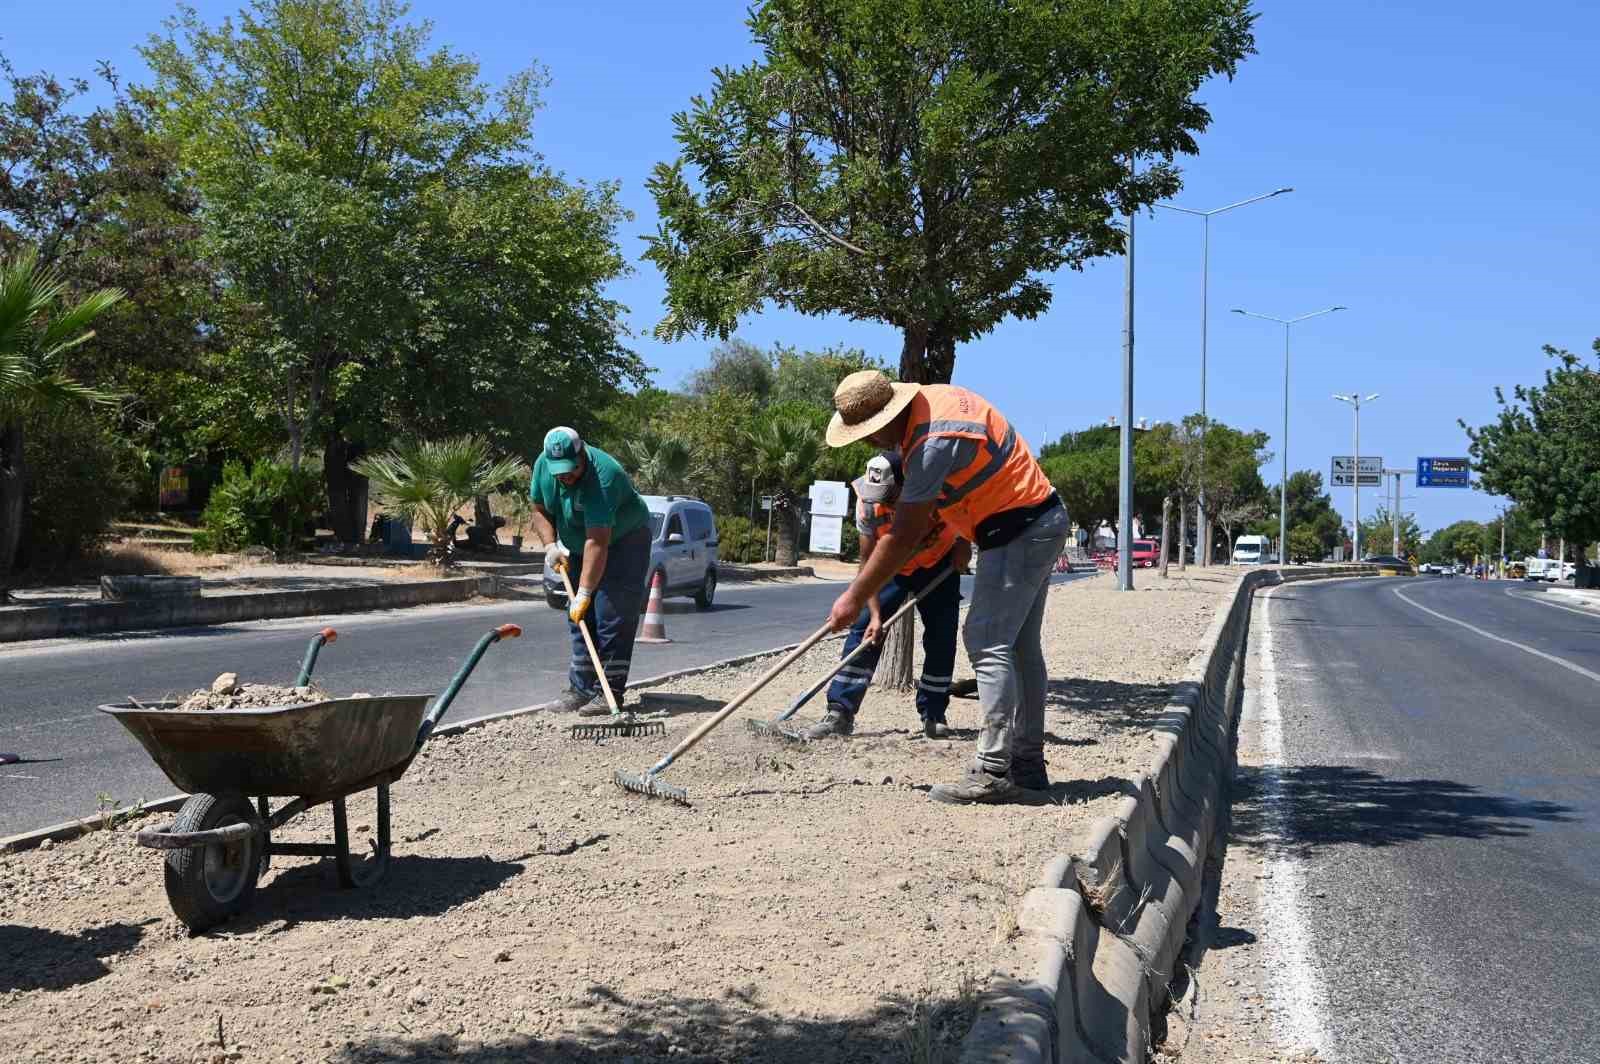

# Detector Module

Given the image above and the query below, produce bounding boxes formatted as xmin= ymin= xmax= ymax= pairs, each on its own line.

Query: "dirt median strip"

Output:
xmin=0 ymin=569 xmax=1245 ymax=1063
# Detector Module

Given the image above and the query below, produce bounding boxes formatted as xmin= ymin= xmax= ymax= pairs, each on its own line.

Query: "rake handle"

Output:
xmin=559 ymin=563 xmax=621 ymax=715
xmin=651 ymin=621 xmax=836 ymax=772
xmin=779 ymin=566 xmax=955 ymax=722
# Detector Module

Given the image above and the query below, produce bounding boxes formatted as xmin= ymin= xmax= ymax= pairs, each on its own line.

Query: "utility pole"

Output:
xmin=1117 ymin=206 xmax=1135 ymax=591
xmin=1382 ymin=469 xmax=1412 ymax=557
xmin=1333 ymin=393 xmax=1380 ymax=560
xmin=1500 ymin=507 xmax=1507 ymax=578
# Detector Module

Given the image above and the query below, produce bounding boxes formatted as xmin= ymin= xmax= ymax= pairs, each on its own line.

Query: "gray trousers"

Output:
xmin=966 ymin=503 xmax=1071 ymax=773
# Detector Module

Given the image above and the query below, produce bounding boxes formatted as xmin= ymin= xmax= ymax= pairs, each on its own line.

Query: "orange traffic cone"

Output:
xmin=636 ymin=569 xmax=671 ymax=644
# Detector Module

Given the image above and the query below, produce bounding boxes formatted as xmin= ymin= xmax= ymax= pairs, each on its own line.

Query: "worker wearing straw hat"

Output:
xmin=824 ymin=371 xmax=1068 ymax=804
xmin=526 ymin=426 xmax=653 ymax=715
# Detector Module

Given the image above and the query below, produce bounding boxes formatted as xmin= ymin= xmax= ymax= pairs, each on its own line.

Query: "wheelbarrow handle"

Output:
xmin=414 ymin=624 xmax=522 ymax=748
xmin=294 ymin=628 xmax=339 ymax=687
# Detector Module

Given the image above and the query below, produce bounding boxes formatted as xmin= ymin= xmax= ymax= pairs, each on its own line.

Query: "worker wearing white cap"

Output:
xmin=525 ymin=427 xmax=653 ymax=714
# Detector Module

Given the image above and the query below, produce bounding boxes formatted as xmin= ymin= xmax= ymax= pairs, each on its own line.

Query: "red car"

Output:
xmin=1113 ymin=539 xmax=1162 ymax=569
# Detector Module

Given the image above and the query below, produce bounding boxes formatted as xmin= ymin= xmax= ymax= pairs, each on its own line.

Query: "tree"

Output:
xmin=748 ymin=413 xmax=825 ymax=565
xmin=1465 ymin=340 xmax=1600 ymax=581
xmin=623 ymin=431 xmax=705 ymax=496
xmin=1359 ymin=507 xmax=1422 ymax=559
xmin=142 ymin=0 xmax=638 ymax=541
xmin=0 ymin=250 xmax=122 ymax=595
xmin=1195 ymin=420 xmax=1270 ymax=557
xmin=1260 ymin=470 xmax=1344 ymax=560
xmin=352 ymin=436 xmax=526 ymax=564
xmin=686 ymin=338 xmax=775 ymax=401
xmin=645 ymin=0 xmax=1257 ymax=383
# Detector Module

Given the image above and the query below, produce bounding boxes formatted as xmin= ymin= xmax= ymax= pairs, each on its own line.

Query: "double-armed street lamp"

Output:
xmin=1155 ymin=187 xmax=1293 ymax=566
xmin=1231 ymin=306 xmax=1347 ymax=564
xmin=1332 ymin=392 xmax=1380 ymax=559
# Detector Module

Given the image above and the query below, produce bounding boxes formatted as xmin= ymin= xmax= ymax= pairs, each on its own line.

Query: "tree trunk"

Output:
xmin=1159 ymin=495 xmax=1172 ymax=579
xmin=881 ymin=606 xmax=915 ymax=691
xmin=0 ymin=420 xmax=26 ymax=600
xmin=898 ymin=322 xmax=957 ymax=384
xmin=773 ymin=506 xmax=798 ymax=566
xmin=1178 ymin=503 xmax=1188 ymax=572
xmin=322 ymin=434 xmax=369 ymax=545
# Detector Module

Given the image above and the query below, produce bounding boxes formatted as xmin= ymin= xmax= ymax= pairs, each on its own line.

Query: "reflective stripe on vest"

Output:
xmin=901 ymin=385 xmax=1053 ymax=541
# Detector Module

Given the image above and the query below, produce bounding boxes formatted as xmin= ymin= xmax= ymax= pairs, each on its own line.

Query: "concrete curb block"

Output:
xmin=716 ymin=563 xmax=814 ymax=582
xmin=0 ymin=637 xmax=835 ymax=854
xmin=959 ymin=564 xmax=1378 ymax=1063
xmin=0 ymin=576 xmax=497 ymax=643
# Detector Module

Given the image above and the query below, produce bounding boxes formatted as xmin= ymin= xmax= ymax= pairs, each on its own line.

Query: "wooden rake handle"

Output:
xmin=559 ymin=563 xmax=621 ymax=715
xmin=655 ymin=621 xmax=836 ymax=769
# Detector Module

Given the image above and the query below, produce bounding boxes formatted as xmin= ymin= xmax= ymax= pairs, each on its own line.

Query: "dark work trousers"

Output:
xmin=825 ymin=553 xmax=961 ymax=723
xmin=567 ymin=527 xmax=652 ymax=699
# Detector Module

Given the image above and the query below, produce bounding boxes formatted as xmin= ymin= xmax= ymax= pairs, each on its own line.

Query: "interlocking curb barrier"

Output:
xmin=959 ymin=564 xmax=1378 ymax=1064
xmin=0 ymin=576 xmax=498 ymax=643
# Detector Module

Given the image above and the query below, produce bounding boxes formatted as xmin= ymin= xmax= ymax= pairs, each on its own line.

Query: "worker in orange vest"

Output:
xmin=801 ymin=451 xmax=969 ymax=741
xmin=825 ymin=370 xmax=1068 ymax=804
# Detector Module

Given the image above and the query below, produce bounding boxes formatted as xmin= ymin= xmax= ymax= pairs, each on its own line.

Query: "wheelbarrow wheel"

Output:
xmin=163 ymin=793 xmax=264 ymax=933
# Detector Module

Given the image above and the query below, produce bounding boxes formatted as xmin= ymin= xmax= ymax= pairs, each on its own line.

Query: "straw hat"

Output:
xmin=826 ymin=370 xmax=920 ymax=447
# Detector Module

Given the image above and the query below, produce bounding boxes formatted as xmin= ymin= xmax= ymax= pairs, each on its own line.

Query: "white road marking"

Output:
xmin=1502 ymin=585 xmax=1600 ymax=620
xmin=1393 ymin=586 xmax=1600 ymax=684
xmin=1252 ymin=585 xmax=1336 ymax=1058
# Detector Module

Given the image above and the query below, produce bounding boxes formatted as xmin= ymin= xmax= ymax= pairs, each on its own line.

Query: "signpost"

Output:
xmin=1331 ymin=455 xmax=1383 ymax=487
xmin=1417 ymin=457 xmax=1471 ymax=488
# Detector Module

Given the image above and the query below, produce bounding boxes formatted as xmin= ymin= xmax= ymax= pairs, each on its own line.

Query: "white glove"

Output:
xmin=543 ymin=541 xmax=569 ymax=574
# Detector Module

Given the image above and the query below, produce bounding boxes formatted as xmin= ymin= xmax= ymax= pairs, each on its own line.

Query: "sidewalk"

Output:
xmin=0 ymin=568 xmax=1242 ymax=1063
xmin=1542 ymin=585 xmax=1600 ymax=613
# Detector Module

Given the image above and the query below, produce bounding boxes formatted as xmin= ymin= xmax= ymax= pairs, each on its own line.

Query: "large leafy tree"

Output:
xmin=645 ymin=0 xmax=1256 ymax=383
xmin=1464 ymin=340 xmax=1600 ymax=578
xmin=1259 ymin=470 xmax=1345 ymax=560
xmin=0 ymin=250 xmax=122 ymax=596
xmin=1359 ymin=506 xmax=1422 ymax=559
xmin=142 ymin=0 xmax=638 ymax=541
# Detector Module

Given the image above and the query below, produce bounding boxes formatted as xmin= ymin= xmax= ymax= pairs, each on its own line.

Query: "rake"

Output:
xmin=558 ymin=564 xmax=666 ymax=742
xmin=614 ymin=620 xmax=836 ymax=804
xmin=746 ymin=566 xmax=954 ymax=743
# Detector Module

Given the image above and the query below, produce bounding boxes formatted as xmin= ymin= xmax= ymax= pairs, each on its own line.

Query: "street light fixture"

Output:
xmin=1232 ymin=306 xmax=1347 ymax=565
xmin=1156 ymin=187 xmax=1293 ymax=566
xmin=1332 ymin=391 xmax=1380 ymax=560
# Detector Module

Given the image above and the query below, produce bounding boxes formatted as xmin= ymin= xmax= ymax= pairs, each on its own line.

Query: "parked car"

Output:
xmin=1232 ymin=534 xmax=1272 ymax=565
xmin=544 ymin=495 xmax=720 ymax=611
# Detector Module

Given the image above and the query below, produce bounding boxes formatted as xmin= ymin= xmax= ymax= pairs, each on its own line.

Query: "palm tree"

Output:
xmin=352 ymin=436 xmax=528 ymax=565
xmin=623 ymin=431 xmax=703 ymax=496
xmin=0 ymin=250 xmax=123 ymax=598
xmin=748 ymin=415 xmax=824 ymax=565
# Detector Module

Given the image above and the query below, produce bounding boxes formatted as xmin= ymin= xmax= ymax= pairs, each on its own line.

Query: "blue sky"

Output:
xmin=6 ymin=1 xmax=1597 ymax=537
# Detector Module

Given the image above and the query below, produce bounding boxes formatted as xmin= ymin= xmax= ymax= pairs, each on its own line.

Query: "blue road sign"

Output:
xmin=1418 ymin=457 xmax=1471 ymax=487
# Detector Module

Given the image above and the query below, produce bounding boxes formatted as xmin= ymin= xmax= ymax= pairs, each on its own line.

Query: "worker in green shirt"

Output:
xmin=526 ymin=426 xmax=653 ymax=714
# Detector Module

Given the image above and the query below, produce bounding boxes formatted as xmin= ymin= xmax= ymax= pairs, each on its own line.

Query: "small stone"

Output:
xmin=407 ymin=987 xmax=429 ymax=1008
xmin=881 ymin=775 xmax=893 ymax=785
xmin=39 ymin=839 xmax=54 ymax=851
xmin=211 ymin=673 xmax=240 ymax=695
xmin=494 ymin=950 xmax=512 ymax=963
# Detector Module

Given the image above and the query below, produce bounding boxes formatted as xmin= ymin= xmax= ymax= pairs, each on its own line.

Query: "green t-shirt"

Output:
xmin=529 ymin=444 xmax=650 ymax=554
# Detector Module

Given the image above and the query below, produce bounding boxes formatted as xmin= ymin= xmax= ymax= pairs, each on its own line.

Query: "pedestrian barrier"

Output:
xmin=959 ymin=564 xmax=1378 ymax=1064
xmin=636 ymin=569 xmax=671 ymax=644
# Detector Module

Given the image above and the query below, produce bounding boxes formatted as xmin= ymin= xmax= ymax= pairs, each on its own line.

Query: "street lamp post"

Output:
xmin=1118 ymin=206 xmax=1136 ymax=591
xmin=1232 ymin=306 xmax=1346 ymax=565
xmin=1156 ymin=187 xmax=1293 ymax=566
xmin=1332 ymin=392 xmax=1380 ymax=559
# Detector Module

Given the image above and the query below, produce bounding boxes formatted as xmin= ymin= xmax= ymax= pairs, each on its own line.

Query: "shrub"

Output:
xmin=715 ymin=513 xmax=767 ymax=563
xmin=17 ymin=410 xmax=138 ymax=569
xmin=194 ymin=459 xmax=323 ymax=553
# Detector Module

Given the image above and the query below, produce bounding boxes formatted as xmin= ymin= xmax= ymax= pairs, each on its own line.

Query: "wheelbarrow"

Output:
xmin=99 ymin=623 xmax=521 ymax=932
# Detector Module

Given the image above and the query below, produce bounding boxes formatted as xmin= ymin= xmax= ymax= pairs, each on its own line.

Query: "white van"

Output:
xmin=1233 ymin=534 xmax=1272 ymax=565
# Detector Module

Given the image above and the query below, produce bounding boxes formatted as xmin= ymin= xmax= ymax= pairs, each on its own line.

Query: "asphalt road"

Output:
xmin=0 ymin=570 xmax=1086 ymax=836
xmin=1246 ymin=576 xmax=1600 ymax=1062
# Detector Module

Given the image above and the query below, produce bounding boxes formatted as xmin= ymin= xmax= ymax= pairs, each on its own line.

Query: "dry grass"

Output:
xmin=97 ymin=541 xmax=237 ymax=577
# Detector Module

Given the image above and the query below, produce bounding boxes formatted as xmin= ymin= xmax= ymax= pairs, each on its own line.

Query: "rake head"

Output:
xmin=613 ymin=768 xmax=688 ymax=805
xmin=744 ymin=717 xmax=809 ymax=744
xmin=568 ymin=717 xmax=667 ymax=741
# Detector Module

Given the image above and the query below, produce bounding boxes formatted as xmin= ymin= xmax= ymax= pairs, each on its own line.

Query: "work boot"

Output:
xmin=928 ymin=767 xmax=1017 ymax=805
xmin=1008 ymin=757 xmax=1050 ymax=792
xmin=922 ymin=718 xmax=951 ymax=739
xmin=554 ymin=687 xmax=600 ymax=715
xmin=800 ymin=708 xmax=854 ymax=741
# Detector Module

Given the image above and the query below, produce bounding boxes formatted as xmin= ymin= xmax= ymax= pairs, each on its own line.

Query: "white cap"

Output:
xmin=857 ymin=453 xmax=901 ymax=502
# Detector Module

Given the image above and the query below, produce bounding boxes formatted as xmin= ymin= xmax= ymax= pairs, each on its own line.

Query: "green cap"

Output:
xmin=543 ymin=426 xmax=585 ymax=474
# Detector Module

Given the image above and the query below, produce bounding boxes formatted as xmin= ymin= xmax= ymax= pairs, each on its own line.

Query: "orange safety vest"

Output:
xmin=855 ymin=488 xmax=958 ymax=576
xmin=899 ymin=385 xmax=1054 ymax=542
